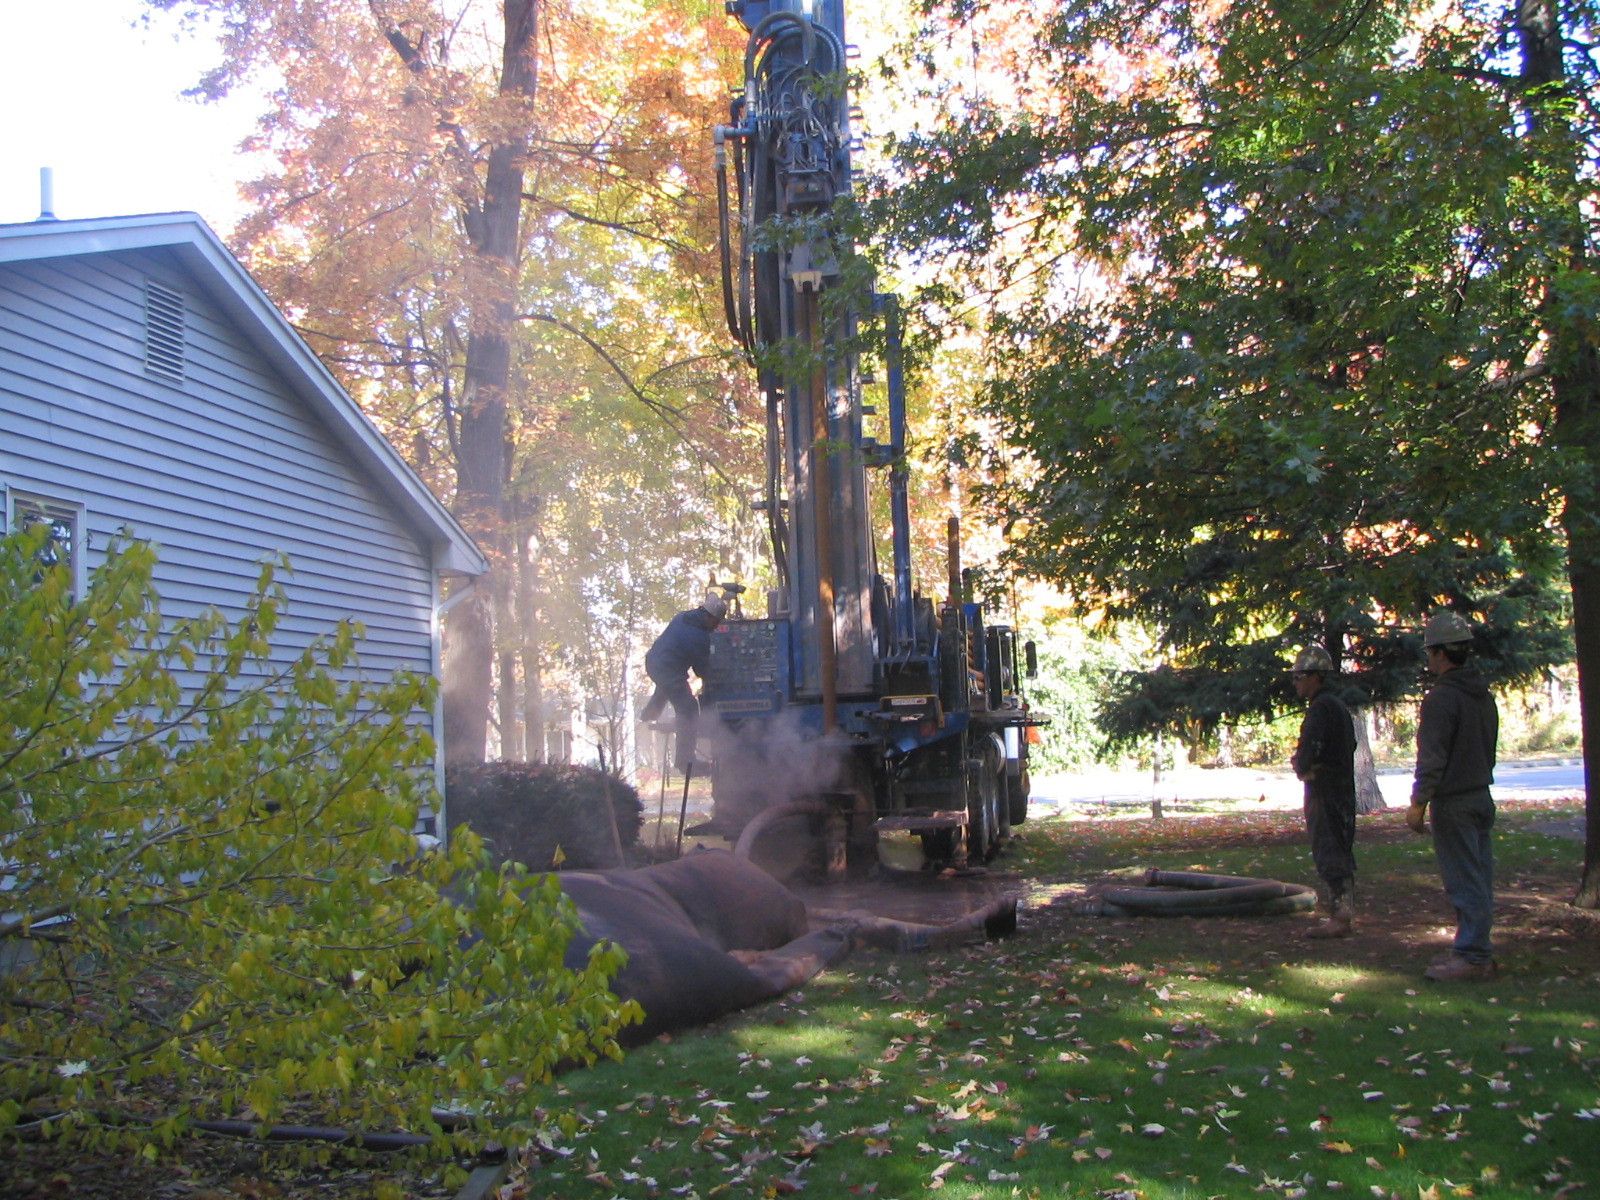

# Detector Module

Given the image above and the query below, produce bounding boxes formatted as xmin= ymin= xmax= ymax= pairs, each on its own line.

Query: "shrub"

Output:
xmin=0 ymin=529 xmax=632 ymax=1159
xmin=445 ymin=761 xmax=644 ymax=870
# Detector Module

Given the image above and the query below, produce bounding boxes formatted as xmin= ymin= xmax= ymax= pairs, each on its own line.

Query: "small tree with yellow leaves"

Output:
xmin=0 ymin=527 xmax=635 ymax=1159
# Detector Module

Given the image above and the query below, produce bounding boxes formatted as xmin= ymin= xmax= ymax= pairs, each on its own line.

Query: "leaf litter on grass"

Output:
xmin=510 ymin=801 xmax=1598 ymax=1200
xmin=24 ymin=801 xmax=1588 ymax=1199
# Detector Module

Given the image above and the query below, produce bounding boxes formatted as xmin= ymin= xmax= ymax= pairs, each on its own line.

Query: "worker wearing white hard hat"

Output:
xmin=640 ymin=590 xmax=728 ymax=773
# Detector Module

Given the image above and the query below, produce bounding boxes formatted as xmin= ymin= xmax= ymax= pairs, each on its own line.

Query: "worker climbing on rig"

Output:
xmin=642 ymin=589 xmax=728 ymax=773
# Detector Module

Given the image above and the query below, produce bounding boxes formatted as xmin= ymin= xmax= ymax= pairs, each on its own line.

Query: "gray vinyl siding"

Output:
xmin=0 ymin=246 xmax=436 ymax=696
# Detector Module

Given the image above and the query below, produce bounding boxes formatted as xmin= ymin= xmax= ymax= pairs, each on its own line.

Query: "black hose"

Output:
xmin=1078 ymin=869 xmax=1316 ymax=918
xmin=746 ymin=11 xmax=817 ymax=84
xmin=733 ymin=134 xmax=754 ymax=346
xmin=733 ymin=798 xmax=829 ymax=861
xmin=715 ymin=141 xmax=743 ymax=348
xmin=191 ymin=1119 xmax=436 ymax=1152
xmin=10 ymin=1110 xmax=492 ymax=1156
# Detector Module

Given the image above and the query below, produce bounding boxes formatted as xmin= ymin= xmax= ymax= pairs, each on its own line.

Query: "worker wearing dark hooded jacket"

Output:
xmin=641 ymin=591 xmax=727 ymax=772
xmin=1407 ymin=612 xmax=1500 ymax=982
xmin=1290 ymin=645 xmax=1358 ymax=938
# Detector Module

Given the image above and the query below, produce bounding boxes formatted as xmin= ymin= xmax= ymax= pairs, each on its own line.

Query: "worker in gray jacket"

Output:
xmin=1407 ymin=612 xmax=1500 ymax=982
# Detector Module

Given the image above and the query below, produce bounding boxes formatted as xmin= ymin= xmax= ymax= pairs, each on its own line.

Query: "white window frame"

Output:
xmin=6 ymin=488 xmax=87 ymax=602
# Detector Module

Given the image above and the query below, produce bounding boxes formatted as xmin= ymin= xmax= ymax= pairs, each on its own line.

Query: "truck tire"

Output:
xmin=966 ymin=755 xmax=1001 ymax=863
xmin=1006 ymin=765 xmax=1029 ymax=826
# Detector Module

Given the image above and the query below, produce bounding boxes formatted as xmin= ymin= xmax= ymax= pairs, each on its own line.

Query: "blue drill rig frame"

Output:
xmin=700 ymin=0 xmax=1045 ymax=875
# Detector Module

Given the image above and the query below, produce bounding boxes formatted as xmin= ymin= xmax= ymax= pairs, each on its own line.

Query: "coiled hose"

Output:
xmin=1076 ymin=868 xmax=1316 ymax=917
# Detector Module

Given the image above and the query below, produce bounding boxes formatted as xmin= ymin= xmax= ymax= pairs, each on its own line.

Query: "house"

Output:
xmin=0 ymin=212 xmax=488 ymax=815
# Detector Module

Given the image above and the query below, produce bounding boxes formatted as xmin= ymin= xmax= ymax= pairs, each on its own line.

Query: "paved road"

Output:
xmin=1029 ymin=758 xmax=1585 ymax=814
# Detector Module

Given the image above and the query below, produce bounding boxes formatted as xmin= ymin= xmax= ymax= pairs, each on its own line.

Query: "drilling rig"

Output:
xmin=699 ymin=0 xmax=1044 ymax=874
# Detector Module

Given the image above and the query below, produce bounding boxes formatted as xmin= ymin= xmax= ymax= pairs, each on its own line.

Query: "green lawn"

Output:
xmin=520 ymin=802 xmax=1599 ymax=1200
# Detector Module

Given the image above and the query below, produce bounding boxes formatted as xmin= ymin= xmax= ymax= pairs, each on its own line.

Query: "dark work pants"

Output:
xmin=643 ymin=674 xmax=698 ymax=772
xmin=1430 ymin=791 xmax=1495 ymax=964
xmin=1305 ymin=787 xmax=1356 ymax=899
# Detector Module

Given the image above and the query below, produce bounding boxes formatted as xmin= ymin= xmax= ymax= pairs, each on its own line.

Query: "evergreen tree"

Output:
xmin=877 ymin=0 xmax=1597 ymax=900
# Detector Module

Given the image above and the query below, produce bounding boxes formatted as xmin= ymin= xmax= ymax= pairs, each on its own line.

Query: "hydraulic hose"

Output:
xmin=746 ymin=11 xmax=817 ymax=84
xmin=714 ymin=133 xmax=745 ymax=350
xmin=734 ymin=133 xmax=755 ymax=347
xmin=191 ymin=1119 xmax=436 ymax=1151
xmin=733 ymin=798 xmax=830 ymax=861
xmin=1077 ymin=869 xmax=1316 ymax=918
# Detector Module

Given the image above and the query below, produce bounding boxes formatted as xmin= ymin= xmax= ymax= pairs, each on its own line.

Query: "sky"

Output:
xmin=1 ymin=1 xmax=264 ymax=233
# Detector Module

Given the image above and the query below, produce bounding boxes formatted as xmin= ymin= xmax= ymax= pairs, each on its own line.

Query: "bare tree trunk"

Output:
xmin=445 ymin=341 xmax=511 ymax=765
xmin=619 ymin=646 xmax=639 ymax=780
xmin=497 ymin=612 xmax=522 ymax=761
xmin=1150 ymin=731 xmax=1166 ymax=820
xmin=598 ymin=766 xmax=626 ymax=868
xmin=1570 ymin=547 xmax=1600 ymax=907
xmin=437 ymin=0 xmax=540 ymax=765
xmin=508 ymin=495 xmax=539 ymax=764
xmin=1517 ymin=0 xmax=1600 ymax=906
xmin=1353 ymin=708 xmax=1386 ymax=814
xmin=519 ymin=510 xmax=546 ymax=765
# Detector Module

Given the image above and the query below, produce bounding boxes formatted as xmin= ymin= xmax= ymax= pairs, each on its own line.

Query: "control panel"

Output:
xmin=703 ymin=619 xmax=791 ymax=716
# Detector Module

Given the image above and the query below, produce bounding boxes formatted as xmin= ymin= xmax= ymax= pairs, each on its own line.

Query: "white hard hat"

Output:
xmin=1422 ymin=611 xmax=1473 ymax=649
xmin=1292 ymin=646 xmax=1333 ymax=675
xmin=701 ymin=591 xmax=728 ymax=620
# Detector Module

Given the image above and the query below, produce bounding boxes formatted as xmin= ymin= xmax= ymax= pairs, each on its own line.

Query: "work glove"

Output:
xmin=1405 ymin=803 xmax=1427 ymax=833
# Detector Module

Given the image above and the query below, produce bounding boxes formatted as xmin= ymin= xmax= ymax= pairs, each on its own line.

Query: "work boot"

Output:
xmin=1306 ymin=911 xmax=1352 ymax=939
xmin=1306 ymin=893 xmax=1352 ymax=939
xmin=1424 ymin=954 xmax=1499 ymax=982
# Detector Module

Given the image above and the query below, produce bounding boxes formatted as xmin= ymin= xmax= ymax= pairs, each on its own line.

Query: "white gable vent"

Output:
xmin=144 ymin=280 xmax=186 ymax=382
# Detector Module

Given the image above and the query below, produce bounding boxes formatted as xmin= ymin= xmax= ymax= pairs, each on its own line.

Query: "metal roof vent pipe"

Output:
xmin=38 ymin=167 xmax=58 ymax=221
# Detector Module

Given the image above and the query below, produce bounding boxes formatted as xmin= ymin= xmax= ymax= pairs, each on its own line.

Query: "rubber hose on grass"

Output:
xmin=1077 ymin=868 xmax=1316 ymax=918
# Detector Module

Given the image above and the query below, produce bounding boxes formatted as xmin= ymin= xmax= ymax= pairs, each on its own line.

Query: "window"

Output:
xmin=9 ymin=491 xmax=84 ymax=601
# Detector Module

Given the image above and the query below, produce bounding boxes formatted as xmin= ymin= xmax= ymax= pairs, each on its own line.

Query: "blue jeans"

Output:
xmin=1430 ymin=791 xmax=1495 ymax=963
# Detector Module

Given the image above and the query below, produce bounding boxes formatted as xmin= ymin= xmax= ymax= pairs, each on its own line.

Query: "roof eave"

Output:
xmin=0 ymin=213 xmax=489 ymax=579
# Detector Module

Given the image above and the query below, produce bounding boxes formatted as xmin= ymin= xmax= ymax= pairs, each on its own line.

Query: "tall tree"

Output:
xmin=154 ymin=0 xmax=752 ymax=763
xmin=876 ymin=0 xmax=1598 ymax=899
xmin=152 ymin=0 xmax=544 ymax=761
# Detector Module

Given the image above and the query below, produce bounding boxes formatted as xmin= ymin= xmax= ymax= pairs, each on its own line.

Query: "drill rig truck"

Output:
xmin=698 ymin=0 xmax=1044 ymax=874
